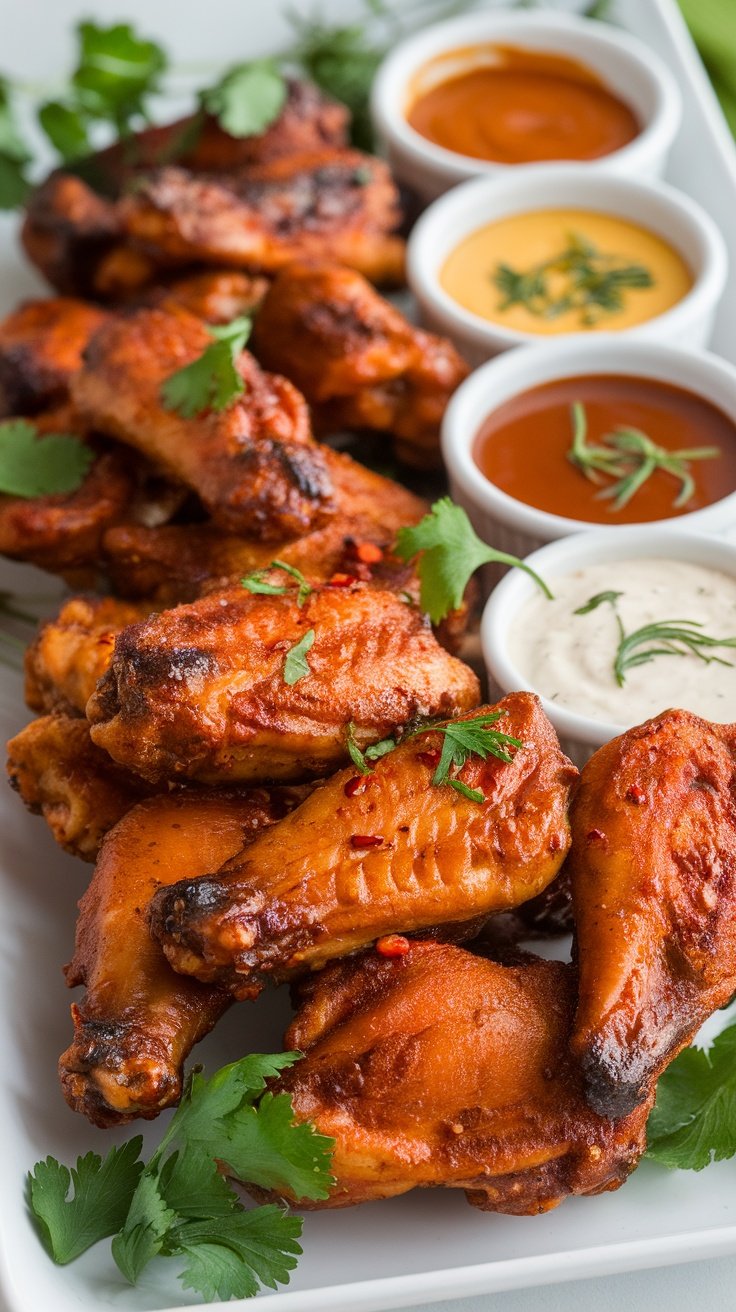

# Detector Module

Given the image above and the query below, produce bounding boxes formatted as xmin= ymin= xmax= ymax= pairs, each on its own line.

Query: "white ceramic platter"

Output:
xmin=2 ymin=1 xmax=736 ymax=1309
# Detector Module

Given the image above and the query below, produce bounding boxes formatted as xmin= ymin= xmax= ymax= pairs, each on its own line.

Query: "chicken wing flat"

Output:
xmin=251 ymin=261 xmax=469 ymax=465
xmin=120 ymin=151 xmax=405 ymax=286
xmin=72 ymin=304 xmax=334 ymax=539
xmin=7 ymin=714 xmax=155 ymax=860
xmin=0 ymin=298 xmax=107 ymax=416
xmin=60 ymin=788 xmax=306 ymax=1126
xmin=87 ymin=582 xmax=480 ymax=785
xmin=0 ymin=406 xmax=137 ymax=575
xmin=267 ymin=942 xmax=649 ymax=1211
xmin=158 ymin=269 xmax=270 ymax=324
xmin=149 ymin=695 xmax=576 ymax=997
xmin=101 ymin=446 xmax=427 ymax=602
xmin=569 ymin=709 xmax=736 ymax=1118
xmin=25 ymin=595 xmax=155 ymax=716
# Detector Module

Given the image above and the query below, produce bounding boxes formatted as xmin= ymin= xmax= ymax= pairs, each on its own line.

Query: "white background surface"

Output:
xmin=2 ymin=0 xmax=736 ymax=1310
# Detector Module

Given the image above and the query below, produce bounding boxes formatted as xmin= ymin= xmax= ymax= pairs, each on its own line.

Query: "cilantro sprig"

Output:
xmin=160 ymin=315 xmax=252 ymax=418
xmin=395 ymin=498 xmax=552 ymax=625
xmin=0 ymin=420 xmax=94 ymax=498
xmin=27 ymin=1052 xmax=334 ymax=1304
xmin=647 ymin=1020 xmax=736 ymax=1171
xmin=242 ymin=561 xmax=313 ymax=607
xmin=574 ymin=590 xmax=736 ymax=687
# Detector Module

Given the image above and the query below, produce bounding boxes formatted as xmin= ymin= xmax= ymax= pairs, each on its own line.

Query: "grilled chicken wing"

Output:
xmin=159 ymin=269 xmax=270 ymax=323
xmin=149 ymin=695 xmax=576 ymax=996
xmin=60 ymin=788 xmax=306 ymax=1126
xmin=72 ymin=304 xmax=334 ymax=539
xmin=251 ymin=261 xmax=469 ymax=465
xmin=25 ymin=595 xmax=155 ymax=716
xmin=120 ymin=151 xmax=405 ymax=286
xmin=267 ymin=942 xmax=649 ymax=1211
xmin=7 ymin=714 xmax=155 ymax=860
xmin=569 ymin=709 xmax=736 ymax=1119
xmin=0 ymin=298 xmax=107 ymax=416
xmin=87 ymin=582 xmax=480 ymax=785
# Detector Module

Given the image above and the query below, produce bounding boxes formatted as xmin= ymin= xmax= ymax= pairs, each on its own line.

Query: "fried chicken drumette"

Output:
xmin=0 ymin=298 xmax=107 ymax=416
xmin=25 ymin=595 xmax=156 ymax=716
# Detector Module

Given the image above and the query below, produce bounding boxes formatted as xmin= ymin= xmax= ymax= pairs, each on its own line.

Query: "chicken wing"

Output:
xmin=251 ymin=261 xmax=469 ymax=465
xmin=25 ymin=595 xmax=155 ymax=716
xmin=119 ymin=151 xmax=405 ymax=286
xmin=87 ymin=581 xmax=480 ymax=786
xmin=7 ymin=714 xmax=155 ymax=860
xmin=0 ymin=298 xmax=107 ymax=416
xmin=158 ymin=269 xmax=270 ymax=323
xmin=72 ymin=303 xmax=334 ymax=539
xmin=569 ymin=709 xmax=736 ymax=1118
xmin=60 ymin=788 xmax=306 ymax=1126
xmin=266 ymin=942 xmax=649 ymax=1211
xmin=149 ymin=695 xmax=576 ymax=996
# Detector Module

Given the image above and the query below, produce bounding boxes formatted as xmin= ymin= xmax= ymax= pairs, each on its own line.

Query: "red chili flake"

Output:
xmin=355 ymin=542 xmax=383 ymax=564
xmin=587 ymin=828 xmax=605 ymax=842
xmin=626 ymin=784 xmax=647 ymax=805
xmin=350 ymin=834 xmax=384 ymax=849
xmin=344 ymin=776 xmax=367 ymax=798
xmin=327 ymin=572 xmax=358 ymax=588
xmin=418 ymin=749 xmax=441 ymax=769
xmin=376 ymin=934 xmax=410 ymax=958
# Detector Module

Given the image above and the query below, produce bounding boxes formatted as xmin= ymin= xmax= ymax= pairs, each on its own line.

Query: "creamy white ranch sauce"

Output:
xmin=508 ymin=558 xmax=736 ymax=726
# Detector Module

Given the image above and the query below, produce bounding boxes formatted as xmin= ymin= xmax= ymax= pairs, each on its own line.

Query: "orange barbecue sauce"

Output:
xmin=473 ymin=376 xmax=736 ymax=524
xmin=406 ymin=45 xmax=640 ymax=164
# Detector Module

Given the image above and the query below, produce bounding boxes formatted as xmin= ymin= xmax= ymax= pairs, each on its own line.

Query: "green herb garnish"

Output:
xmin=647 ymin=1020 xmax=736 ymax=1171
xmin=568 ymin=402 xmax=720 ymax=511
xmin=345 ymin=722 xmax=398 ymax=775
xmin=395 ymin=497 xmax=551 ymax=625
xmin=283 ymin=629 xmax=315 ymax=685
xmin=242 ymin=561 xmax=312 ymax=607
xmin=200 ymin=59 xmax=286 ymax=138
xmin=0 ymin=420 xmax=94 ymax=498
xmin=574 ymin=590 xmax=736 ymax=687
xmin=493 ymin=232 xmax=654 ymax=328
xmin=160 ymin=315 xmax=252 ymax=418
xmin=27 ymin=1053 xmax=333 ymax=1301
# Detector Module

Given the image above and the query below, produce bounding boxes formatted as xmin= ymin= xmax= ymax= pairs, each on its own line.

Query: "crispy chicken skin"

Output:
xmin=21 ymin=172 xmax=122 ymax=299
xmin=0 ymin=298 xmax=107 ymax=416
xmin=251 ymin=261 xmax=469 ymax=465
xmin=569 ymin=709 xmax=736 ymax=1119
xmin=7 ymin=714 xmax=154 ymax=860
xmin=158 ymin=269 xmax=270 ymax=323
xmin=120 ymin=151 xmax=405 ymax=286
xmin=87 ymin=582 xmax=480 ymax=785
xmin=25 ymin=595 xmax=155 ymax=716
xmin=72 ymin=304 xmax=334 ymax=539
xmin=60 ymin=789 xmax=306 ymax=1126
xmin=267 ymin=943 xmax=649 ymax=1211
xmin=149 ymin=695 xmax=576 ymax=997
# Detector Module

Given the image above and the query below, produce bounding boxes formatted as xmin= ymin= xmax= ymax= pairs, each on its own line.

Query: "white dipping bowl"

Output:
xmin=407 ymin=168 xmax=728 ymax=365
xmin=371 ymin=10 xmax=681 ymax=201
xmin=442 ymin=337 xmax=736 ymax=565
xmin=481 ymin=527 xmax=736 ymax=766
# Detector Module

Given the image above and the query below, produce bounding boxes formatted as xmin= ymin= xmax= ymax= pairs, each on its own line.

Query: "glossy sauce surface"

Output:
xmin=473 ymin=375 xmax=736 ymax=523
xmin=441 ymin=211 xmax=692 ymax=334
xmin=407 ymin=45 xmax=640 ymax=164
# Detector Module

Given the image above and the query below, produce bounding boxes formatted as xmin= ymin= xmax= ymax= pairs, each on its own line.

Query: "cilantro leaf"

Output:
xmin=111 ymin=1171 xmax=176 ymax=1285
xmin=202 ymin=60 xmax=287 ymax=138
xmin=346 ymin=722 xmax=398 ymax=775
xmin=28 ymin=1139 xmax=144 ymax=1265
xmin=175 ymin=1207 xmax=302 ymax=1302
xmin=412 ymin=713 xmax=524 ymax=804
xmin=0 ymin=421 xmax=94 ymax=498
xmin=71 ymin=21 xmax=166 ymax=129
xmin=157 ymin=1147 xmax=240 ymax=1221
xmin=395 ymin=498 xmax=552 ymax=624
xmin=220 ymin=1091 xmax=335 ymax=1200
xmin=37 ymin=101 xmax=90 ymax=161
xmin=242 ymin=560 xmax=312 ymax=607
xmin=0 ymin=78 xmax=32 ymax=208
xmin=160 ymin=316 xmax=252 ymax=418
xmin=647 ymin=1023 xmax=736 ymax=1170
xmin=283 ymin=629 xmax=315 ymax=685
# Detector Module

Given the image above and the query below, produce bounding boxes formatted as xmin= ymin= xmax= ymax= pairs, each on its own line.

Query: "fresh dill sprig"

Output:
xmin=574 ymin=590 xmax=736 ymax=687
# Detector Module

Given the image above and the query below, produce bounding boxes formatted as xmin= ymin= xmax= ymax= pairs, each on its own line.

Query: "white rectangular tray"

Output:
xmin=2 ymin=1 xmax=736 ymax=1309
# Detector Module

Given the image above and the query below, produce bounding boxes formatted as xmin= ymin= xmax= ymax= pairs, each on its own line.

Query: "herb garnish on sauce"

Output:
xmin=493 ymin=231 xmax=654 ymax=327
xmin=574 ymin=590 xmax=736 ymax=687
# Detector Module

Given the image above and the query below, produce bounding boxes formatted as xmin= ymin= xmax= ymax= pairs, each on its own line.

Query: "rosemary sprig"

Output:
xmin=493 ymin=232 xmax=654 ymax=328
xmin=574 ymin=591 xmax=736 ymax=687
xmin=567 ymin=402 xmax=720 ymax=511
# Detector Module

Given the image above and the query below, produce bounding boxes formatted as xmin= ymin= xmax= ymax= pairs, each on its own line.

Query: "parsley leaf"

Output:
xmin=111 ymin=1171 xmax=175 ymax=1285
xmin=202 ymin=60 xmax=287 ymax=138
xmin=220 ymin=1092 xmax=334 ymax=1200
xmin=283 ymin=629 xmax=315 ymax=685
xmin=242 ymin=560 xmax=312 ymax=607
xmin=37 ymin=102 xmax=90 ymax=162
xmin=71 ymin=21 xmax=167 ymax=130
xmin=395 ymin=498 xmax=552 ymax=625
xmin=176 ymin=1207 xmax=303 ymax=1303
xmin=647 ymin=1023 xmax=736 ymax=1171
xmin=0 ymin=420 xmax=94 ymax=498
xmin=415 ymin=712 xmax=523 ymax=804
xmin=28 ymin=1139 xmax=144 ymax=1265
xmin=160 ymin=316 xmax=252 ymax=418
xmin=0 ymin=78 xmax=32 ymax=208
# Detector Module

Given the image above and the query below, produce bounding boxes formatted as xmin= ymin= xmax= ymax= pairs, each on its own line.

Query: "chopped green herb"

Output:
xmin=647 ymin=1020 xmax=736 ymax=1171
xmin=0 ymin=420 xmax=94 ymax=498
xmin=283 ymin=629 xmax=315 ymax=685
xmin=345 ymin=722 xmax=397 ymax=774
xmin=242 ymin=561 xmax=312 ymax=607
xmin=414 ymin=712 xmax=523 ymax=803
xmin=160 ymin=315 xmax=252 ymax=418
xmin=201 ymin=59 xmax=287 ymax=138
xmin=573 ymin=590 xmax=624 ymax=616
xmin=493 ymin=232 xmax=654 ymax=328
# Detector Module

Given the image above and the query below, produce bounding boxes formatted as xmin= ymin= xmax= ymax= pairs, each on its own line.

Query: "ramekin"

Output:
xmin=407 ymin=168 xmax=728 ymax=365
xmin=481 ymin=527 xmax=736 ymax=766
xmin=441 ymin=337 xmax=736 ymax=565
xmin=371 ymin=10 xmax=682 ymax=201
